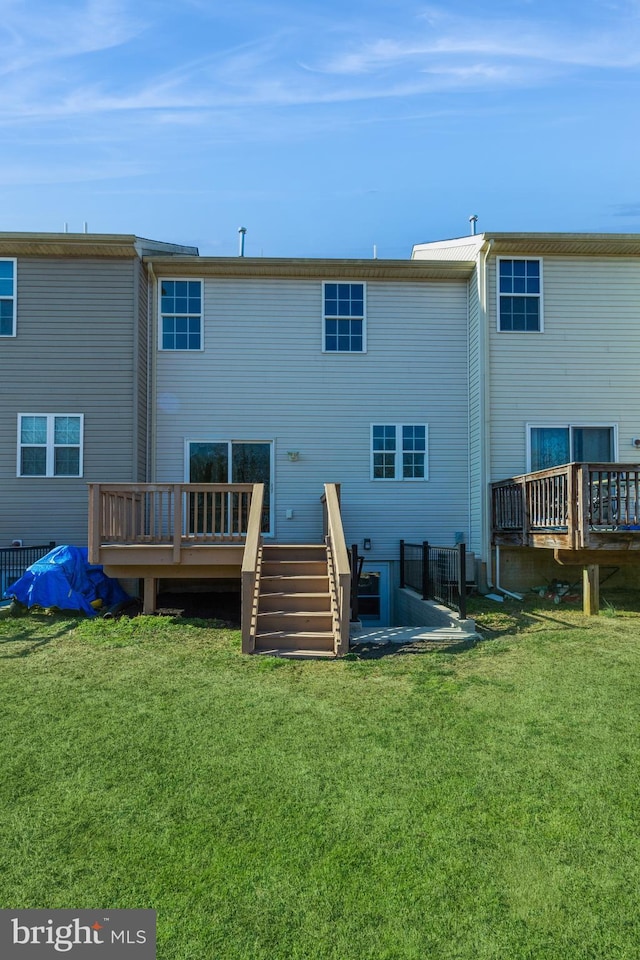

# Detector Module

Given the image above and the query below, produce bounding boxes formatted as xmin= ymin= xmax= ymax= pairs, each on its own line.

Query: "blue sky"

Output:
xmin=2 ymin=0 xmax=640 ymax=256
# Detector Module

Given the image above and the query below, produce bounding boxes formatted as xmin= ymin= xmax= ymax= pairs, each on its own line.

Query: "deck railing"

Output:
xmin=492 ymin=463 xmax=640 ymax=548
xmin=241 ymin=484 xmax=265 ymax=654
xmin=88 ymin=483 xmax=256 ymax=562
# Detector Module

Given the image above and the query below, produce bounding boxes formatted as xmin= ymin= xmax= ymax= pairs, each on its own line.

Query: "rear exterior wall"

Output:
xmin=154 ymin=276 xmax=470 ymax=564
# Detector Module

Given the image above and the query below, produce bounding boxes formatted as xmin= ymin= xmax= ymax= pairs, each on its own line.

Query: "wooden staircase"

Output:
xmin=254 ymin=544 xmax=337 ymax=657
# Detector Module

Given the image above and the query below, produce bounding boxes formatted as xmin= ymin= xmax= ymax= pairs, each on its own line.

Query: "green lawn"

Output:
xmin=0 ymin=596 xmax=639 ymax=959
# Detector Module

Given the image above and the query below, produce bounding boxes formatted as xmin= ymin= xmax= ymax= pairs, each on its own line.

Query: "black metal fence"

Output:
xmin=0 ymin=542 xmax=55 ymax=597
xmin=400 ymin=540 xmax=468 ymax=620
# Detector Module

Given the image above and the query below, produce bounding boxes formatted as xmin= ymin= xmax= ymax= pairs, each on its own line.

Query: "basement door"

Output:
xmin=358 ymin=562 xmax=390 ymax=627
xmin=187 ymin=440 xmax=272 ymax=534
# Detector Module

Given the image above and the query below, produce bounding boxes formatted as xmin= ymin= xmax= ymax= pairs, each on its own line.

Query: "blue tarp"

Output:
xmin=3 ymin=545 xmax=129 ymax=616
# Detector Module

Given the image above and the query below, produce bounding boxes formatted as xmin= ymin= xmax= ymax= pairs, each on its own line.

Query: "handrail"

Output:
xmin=323 ymin=483 xmax=351 ymax=656
xmin=241 ymin=483 xmax=265 ymax=654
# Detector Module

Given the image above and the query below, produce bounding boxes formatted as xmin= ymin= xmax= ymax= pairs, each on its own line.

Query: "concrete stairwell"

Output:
xmin=254 ymin=544 xmax=336 ymax=657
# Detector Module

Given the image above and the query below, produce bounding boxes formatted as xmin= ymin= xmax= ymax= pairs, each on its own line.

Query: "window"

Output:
xmin=0 ymin=259 xmax=16 ymax=337
xmin=528 ymin=424 xmax=615 ymax=472
xmin=323 ymin=282 xmax=365 ymax=352
xmin=497 ymin=258 xmax=542 ymax=332
xmin=187 ymin=440 xmax=272 ymax=534
xmin=159 ymin=279 xmax=202 ymax=350
xmin=18 ymin=415 xmax=83 ymax=477
xmin=371 ymin=424 xmax=428 ymax=480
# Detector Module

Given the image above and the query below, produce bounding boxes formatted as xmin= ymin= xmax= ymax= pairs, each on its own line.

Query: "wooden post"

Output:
xmin=173 ymin=484 xmax=182 ymax=562
xmin=399 ymin=539 xmax=405 ymax=588
xmin=583 ymin=564 xmax=599 ymax=616
xmin=143 ymin=577 xmax=156 ymax=615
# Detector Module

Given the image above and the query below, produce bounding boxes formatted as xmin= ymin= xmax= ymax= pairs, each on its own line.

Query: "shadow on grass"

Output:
xmin=349 ymin=636 xmax=476 ymax=660
xmin=0 ymin=613 xmax=79 ymax=658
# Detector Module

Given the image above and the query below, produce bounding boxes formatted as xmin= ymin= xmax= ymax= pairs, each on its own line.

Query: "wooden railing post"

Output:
xmin=399 ymin=539 xmax=405 ymax=588
xmin=522 ymin=479 xmax=529 ymax=545
xmin=173 ymin=484 xmax=182 ymax=562
xmin=88 ymin=484 xmax=101 ymax=564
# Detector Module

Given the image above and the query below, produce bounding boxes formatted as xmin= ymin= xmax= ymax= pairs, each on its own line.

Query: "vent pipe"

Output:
xmin=238 ymin=226 xmax=247 ymax=257
xmin=469 ymin=214 xmax=478 ymax=236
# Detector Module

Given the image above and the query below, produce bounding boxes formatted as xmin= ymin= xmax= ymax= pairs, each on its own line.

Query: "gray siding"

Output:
xmin=0 ymin=257 xmax=140 ymax=546
xmin=155 ymin=277 xmax=470 ymax=561
xmin=488 ymin=256 xmax=640 ymax=480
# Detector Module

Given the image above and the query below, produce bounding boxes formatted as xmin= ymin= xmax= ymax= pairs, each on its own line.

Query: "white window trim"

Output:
xmin=184 ymin=438 xmax=275 ymax=537
xmin=526 ymin=422 xmax=618 ymax=472
xmin=322 ymin=280 xmax=367 ymax=354
xmin=370 ymin=423 xmax=429 ymax=481
xmin=0 ymin=258 xmax=17 ymax=338
xmin=17 ymin=414 xmax=84 ymax=478
xmin=158 ymin=277 xmax=204 ymax=352
xmin=496 ymin=257 xmax=544 ymax=333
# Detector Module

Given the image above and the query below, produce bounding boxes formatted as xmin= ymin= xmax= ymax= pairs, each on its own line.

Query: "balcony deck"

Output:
xmin=88 ymin=482 xmax=258 ymax=581
xmin=492 ymin=462 xmax=640 ymax=564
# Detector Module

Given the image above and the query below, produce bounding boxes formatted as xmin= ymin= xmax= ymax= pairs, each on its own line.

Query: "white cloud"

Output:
xmin=0 ymin=0 xmax=144 ymax=76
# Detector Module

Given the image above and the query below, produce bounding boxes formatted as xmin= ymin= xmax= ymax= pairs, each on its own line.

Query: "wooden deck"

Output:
xmin=492 ymin=462 xmax=640 ymax=615
xmin=492 ymin=462 xmax=640 ymax=565
xmin=88 ymin=482 xmax=260 ymax=606
xmin=88 ymin=481 xmax=351 ymax=654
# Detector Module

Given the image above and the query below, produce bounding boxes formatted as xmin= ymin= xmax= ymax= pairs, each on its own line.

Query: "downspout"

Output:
xmin=478 ymin=237 xmax=494 ymax=586
xmin=146 ymin=260 xmax=157 ymax=482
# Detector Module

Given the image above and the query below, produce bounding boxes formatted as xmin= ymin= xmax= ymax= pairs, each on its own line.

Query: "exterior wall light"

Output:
xmin=287 ymin=451 xmax=300 ymax=462
xmin=363 ymin=538 xmax=372 ymax=551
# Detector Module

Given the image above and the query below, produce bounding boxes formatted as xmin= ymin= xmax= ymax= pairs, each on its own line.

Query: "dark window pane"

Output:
xmin=54 ymin=447 xmax=80 ymax=476
xmin=21 ymin=447 xmax=46 ymax=476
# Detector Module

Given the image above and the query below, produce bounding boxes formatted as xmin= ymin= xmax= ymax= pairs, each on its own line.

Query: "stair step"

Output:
xmin=259 ymin=592 xmax=332 ymax=612
xmin=262 ymin=544 xmax=327 ymax=562
xmin=253 ymin=648 xmax=337 ymax=660
xmin=260 ymin=575 xmax=329 ymax=592
xmin=257 ymin=610 xmax=333 ymax=632
xmin=255 ymin=630 xmax=335 ymax=652
xmin=262 ymin=561 xmax=328 ymax=577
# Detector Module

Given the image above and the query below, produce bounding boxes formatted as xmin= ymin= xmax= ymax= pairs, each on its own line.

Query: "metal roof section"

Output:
xmin=413 ymin=232 xmax=640 ymax=259
xmin=144 ymin=255 xmax=476 ymax=281
xmin=0 ymin=233 xmax=198 ymax=258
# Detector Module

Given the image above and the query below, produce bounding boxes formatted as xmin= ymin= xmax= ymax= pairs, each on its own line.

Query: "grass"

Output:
xmin=0 ymin=595 xmax=639 ymax=959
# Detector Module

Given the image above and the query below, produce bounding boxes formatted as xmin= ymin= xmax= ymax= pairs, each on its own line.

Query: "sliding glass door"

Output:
xmin=188 ymin=440 xmax=272 ymax=534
